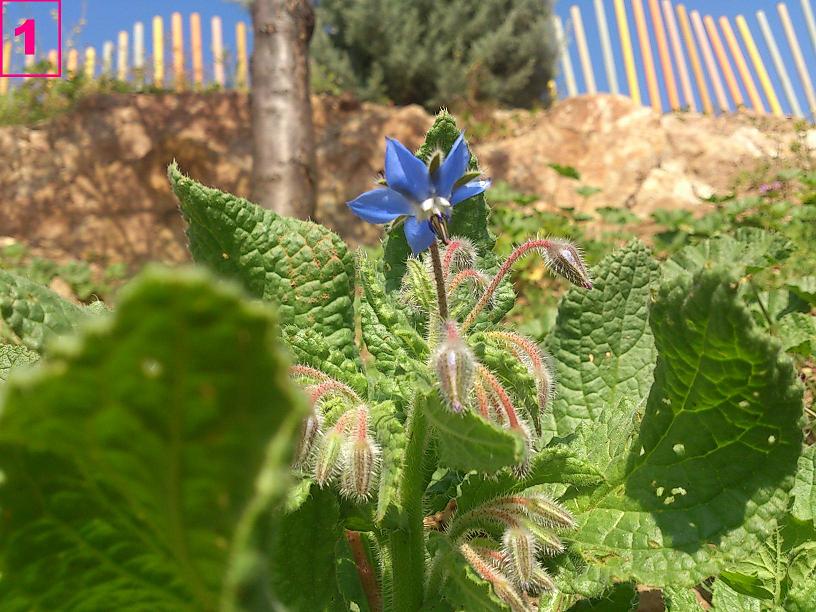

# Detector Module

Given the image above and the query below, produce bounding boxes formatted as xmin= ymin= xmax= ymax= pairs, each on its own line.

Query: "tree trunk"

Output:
xmin=250 ymin=0 xmax=317 ymax=218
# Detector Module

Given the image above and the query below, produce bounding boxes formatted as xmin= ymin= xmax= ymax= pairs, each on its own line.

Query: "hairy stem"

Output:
xmin=390 ymin=399 xmax=429 ymax=611
xmin=345 ymin=530 xmax=382 ymax=612
xmin=429 ymin=241 xmax=449 ymax=321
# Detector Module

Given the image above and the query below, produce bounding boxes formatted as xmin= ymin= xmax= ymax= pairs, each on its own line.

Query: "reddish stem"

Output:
xmin=477 ymin=365 xmax=521 ymax=429
xmin=345 ymin=530 xmax=383 ymax=612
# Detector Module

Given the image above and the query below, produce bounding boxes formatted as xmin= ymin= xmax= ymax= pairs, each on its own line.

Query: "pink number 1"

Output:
xmin=14 ymin=19 xmax=36 ymax=56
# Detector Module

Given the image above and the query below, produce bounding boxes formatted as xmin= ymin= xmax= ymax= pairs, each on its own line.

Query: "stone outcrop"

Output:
xmin=1 ymin=92 xmax=812 ymax=267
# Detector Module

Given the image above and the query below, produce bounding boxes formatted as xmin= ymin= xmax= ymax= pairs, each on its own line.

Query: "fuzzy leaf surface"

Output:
xmin=0 ymin=344 xmax=38 ymax=383
xmin=792 ymin=445 xmax=816 ymax=523
xmin=169 ymin=163 xmax=357 ymax=358
xmin=0 ymin=268 xmax=307 ymax=611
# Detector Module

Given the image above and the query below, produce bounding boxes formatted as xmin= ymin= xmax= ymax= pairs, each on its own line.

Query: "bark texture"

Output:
xmin=250 ymin=0 xmax=317 ymax=218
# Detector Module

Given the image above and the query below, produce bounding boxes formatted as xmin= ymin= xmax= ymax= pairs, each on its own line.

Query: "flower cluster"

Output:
xmin=290 ymin=365 xmax=381 ymax=502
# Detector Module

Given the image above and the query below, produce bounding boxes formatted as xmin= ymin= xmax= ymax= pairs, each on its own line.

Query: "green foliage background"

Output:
xmin=310 ymin=0 xmax=559 ymax=109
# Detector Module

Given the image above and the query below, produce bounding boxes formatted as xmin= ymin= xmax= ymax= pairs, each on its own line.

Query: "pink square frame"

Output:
xmin=0 ymin=0 xmax=62 ymax=78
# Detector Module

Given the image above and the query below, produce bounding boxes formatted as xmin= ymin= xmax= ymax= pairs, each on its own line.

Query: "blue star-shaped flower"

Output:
xmin=347 ymin=133 xmax=491 ymax=253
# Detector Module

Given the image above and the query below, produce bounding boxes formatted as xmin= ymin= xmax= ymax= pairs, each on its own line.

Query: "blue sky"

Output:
xmin=4 ymin=1 xmax=815 ymax=119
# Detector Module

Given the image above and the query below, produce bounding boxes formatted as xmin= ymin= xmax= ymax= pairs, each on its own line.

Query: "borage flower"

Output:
xmin=347 ymin=134 xmax=491 ymax=253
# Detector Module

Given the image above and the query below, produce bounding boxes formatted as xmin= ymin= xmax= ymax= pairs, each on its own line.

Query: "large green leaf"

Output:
xmin=382 ymin=111 xmax=495 ymax=293
xmin=0 ymin=344 xmax=38 ymax=383
xmin=423 ymin=392 xmax=525 ymax=474
xmin=569 ymin=267 xmax=803 ymax=587
xmin=169 ymin=163 xmax=357 ymax=359
xmin=0 ymin=267 xmax=307 ymax=611
xmin=792 ymin=445 xmax=816 ymax=523
xmin=0 ymin=269 xmax=85 ymax=350
xmin=544 ymin=240 xmax=659 ymax=439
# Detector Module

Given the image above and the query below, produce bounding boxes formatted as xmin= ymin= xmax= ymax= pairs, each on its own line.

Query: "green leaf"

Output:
xmin=0 ymin=269 xmax=85 ymax=350
xmin=0 ymin=344 xmax=38 ymax=383
xmin=423 ymin=392 xmax=524 ymax=474
xmin=382 ymin=111 xmax=495 ymax=292
xmin=792 ymin=445 xmax=816 ymax=523
xmin=712 ymin=579 xmax=761 ymax=611
xmin=370 ymin=401 xmax=407 ymax=523
xmin=548 ymin=163 xmax=581 ymax=180
xmin=718 ymin=571 xmax=774 ymax=600
xmin=0 ymin=267 xmax=308 ymax=611
xmin=565 ymin=582 xmax=638 ymax=611
xmin=785 ymin=542 xmax=816 ymax=611
xmin=544 ymin=240 xmax=659 ymax=440
xmin=662 ymin=587 xmax=704 ymax=611
xmin=570 ymin=267 xmax=803 ymax=587
xmin=169 ymin=163 xmax=357 ymax=359
xmin=775 ymin=313 xmax=816 ymax=356
xmin=786 ymin=276 xmax=816 ymax=306
xmin=662 ymin=228 xmax=793 ymax=284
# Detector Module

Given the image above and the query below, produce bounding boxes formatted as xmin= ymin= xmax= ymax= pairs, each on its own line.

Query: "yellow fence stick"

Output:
xmin=778 ymin=2 xmax=816 ymax=119
xmin=172 ymin=12 xmax=185 ymax=89
xmin=736 ymin=15 xmax=782 ymax=116
xmin=190 ymin=13 xmax=204 ymax=88
xmin=67 ymin=49 xmax=79 ymax=78
xmin=236 ymin=21 xmax=248 ymax=90
xmin=48 ymin=49 xmax=58 ymax=73
xmin=0 ymin=43 xmax=11 ymax=94
xmin=633 ymin=0 xmax=661 ymax=111
xmin=153 ymin=15 xmax=165 ymax=87
xmin=594 ymin=0 xmax=619 ymax=94
xmin=649 ymin=0 xmax=680 ymax=109
xmin=720 ymin=17 xmax=765 ymax=113
xmin=691 ymin=10 xmax=728 ymax=112
xmin=571 ymin=5 xmax=596 ymax=94
xmin=84 ymin=47 xmax=96 ymax=80
xmin=102 ymin=41 xmax=113 ymax=76
xmin=614 ymin=0 xmax=641 ymax=105
xmin=133 ymin=22 xmax=144 ymax=87
xmin=677 ymin=5 xmax=712 ymax=114
xmin=757 ymin=10 xmax=803 ymax=117
xmin=117 ymin=30 xmax=128 ymax=81
xmin=663 ymin=0 xmax=696 ymax=111
xmin=212 ymin=16 xmax=225 ymax=88
xmin=704 ymin=15 xmax=743 ymax=108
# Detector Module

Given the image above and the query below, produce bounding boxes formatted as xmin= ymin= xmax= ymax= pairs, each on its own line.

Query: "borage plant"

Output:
xmin=0 ymin=112 xmax=809 ymax=611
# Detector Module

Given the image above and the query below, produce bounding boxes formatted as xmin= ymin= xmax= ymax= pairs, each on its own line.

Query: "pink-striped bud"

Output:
xmin=314 ymin=429 xmax=345 ymax=487
xmin=340 ymin=406 xmax=381 ymax=502
xmin=541 ymin=238 xmax=592 ymax=289
xmin=432 ymin=321 xmax=475 ymax=413
xmin=293 ymin=408 xmax=324 ymax=468
xmin=502 ymin=526 xmax=538 ymax=589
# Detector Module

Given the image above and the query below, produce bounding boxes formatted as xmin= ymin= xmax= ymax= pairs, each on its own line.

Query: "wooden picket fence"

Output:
xmin=0 ymin=12 xmax=249 ymax=95
xmin=555 ymin=0 xmax=816 ymax=120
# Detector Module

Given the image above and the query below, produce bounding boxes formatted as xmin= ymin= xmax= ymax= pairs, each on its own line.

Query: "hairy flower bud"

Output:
xmin=433 ymin=321 xmax=475 ymax=413
xmin=314 ymin=429 xmax=345 ymax=487
xmin=293 ymin=408 xmax=324 ymax=468
xmin=502 ymin=526 xmax=538 ymax=589
xmin=442 ymin=237 xmax=477 ymax=277
xmin=530 ymin=567 xmax=556 ymax=594
xmin=525 ymin=493 xmax=576 ymax=530
xmin=340 ymin=407 xmax=381 ymax=501
xmin=541 ymin=238 xmax=592 ymax=289
xmin=459 ymin=544 xmax=529 ymax=612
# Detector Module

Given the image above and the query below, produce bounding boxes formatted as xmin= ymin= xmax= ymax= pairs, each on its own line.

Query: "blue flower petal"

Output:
xmin=404 ymin=217 xmax=436 ymax=253
xmin=347 ymin=188 xmax=414 ymax=224
xmin=434 ymin=131 xmax=469 ymax=198
xmin=385 ymin=138 xmax=432 ymax=202
xmin=451 ymin=178 xmax=492 ymax=205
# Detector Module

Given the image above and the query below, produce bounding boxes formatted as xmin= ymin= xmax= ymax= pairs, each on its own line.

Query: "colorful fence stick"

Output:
xmin=190 ymin=13 xmax=204 ymax=88
xmin=704 ymin=15 xmax=743 ymax=108
xmin=677 ymin=5 xmax=712 ymax=114
xmin=117 ymin=31 xmax=128 ymax=81
xmin=736 ymin=15 xmax=782 ymax=116
xmin=663 ymin=0 xmax=696 ymax=111
xmin=153 ymin=15 xmax=165 ymax=87
xmin=172 ymin=12 xmax=185 ymax=89
xmin=554 ymin=16 xmax=578 ymax=98
xmin=571 ymin=5 xmax=596 ymax=94
xmin=778 ymin=2 xmax=816 ymax=119
xmin=133 ymin=22 xmax=145 ymax=86
xmin=633 ymin=0 xmax=662 ymax=111
xmin=803 ymin=0 xmax=816 ymax=54
xmin=757 ymin=10 xmax=803 ymax=117
xmin=102 ymin=41 xmax=114 ymax=76
xmin=614 ymin=0 xmax=641 ymax=105
xmin=212 ymin=16 xmax=225 ymax=88
xmin=720 ymin=16 xmax=765 ymax=113
xmin=594 ymin=0 xmax=619 ymax=94
xmin=649 ymin=0 xmax=680 ymax=109
xmin=67 ymin=49 xmax=78 ymax=78
xmin=691 ymin=10 xmax=729 ymax=112
xmin=48 ymin=49 xmax=58 ymax=73
xmin=0 ymin=43 xmax=10 ymax=94
xmin=84 ymin=47 xmax=96 ymax=80
xmin=236 ymin=21 xmax=249 ymax=90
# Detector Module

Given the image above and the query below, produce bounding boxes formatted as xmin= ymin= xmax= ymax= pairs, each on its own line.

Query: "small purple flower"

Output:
xmin=347 ymin=134 xmax=491 ymax=253
xmin=759 ymin=180 xmax=784 ymax=195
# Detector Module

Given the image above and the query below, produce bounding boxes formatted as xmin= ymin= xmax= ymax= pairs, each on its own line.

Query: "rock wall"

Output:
xmin=1 ymin=92 xmax=812 ymax=266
